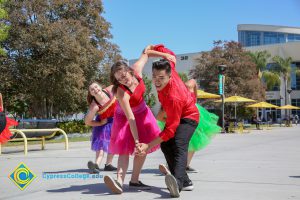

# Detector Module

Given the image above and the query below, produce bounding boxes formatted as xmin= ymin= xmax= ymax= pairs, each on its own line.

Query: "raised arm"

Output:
xmin=145 ymin=44 xmax=176 ymax=66
xmin=132 ymin=51 xmax=149 ymax=77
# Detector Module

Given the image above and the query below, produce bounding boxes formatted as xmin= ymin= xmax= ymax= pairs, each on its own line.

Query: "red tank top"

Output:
xmin=96 ymin=89 xmax=116 ymax=119
xmin=119 ymin=73 xmax=145 ymax=107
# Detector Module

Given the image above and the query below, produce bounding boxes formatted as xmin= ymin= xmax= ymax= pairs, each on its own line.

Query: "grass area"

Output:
xmin=3 ymin=136 xmax=90 ymax=147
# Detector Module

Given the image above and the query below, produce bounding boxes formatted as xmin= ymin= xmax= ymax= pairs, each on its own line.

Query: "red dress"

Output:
xmin=0 ymin=108 xmax=18 ymax=144
xmin=109 ymin=72 xmax=160 ymax=155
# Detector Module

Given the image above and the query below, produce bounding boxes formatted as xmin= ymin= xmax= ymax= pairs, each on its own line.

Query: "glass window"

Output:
xmin=291 ymin=99 xmax=300 ymax=117
xmin=287 ymin=34 xmax=300 ymax=42
xmin=295 ymin=63 xmax=300 ymax=90
xmin=266 ymin=99 xmax=281 ymax=121
xmin=263 ymin=32 xmax=285 ymax=45
xmin=239 ymin=31 xmax=261 ymax=47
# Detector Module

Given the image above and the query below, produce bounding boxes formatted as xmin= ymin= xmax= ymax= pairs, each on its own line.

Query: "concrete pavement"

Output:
xmin=1 ymin=126 xmax=300 ymax=200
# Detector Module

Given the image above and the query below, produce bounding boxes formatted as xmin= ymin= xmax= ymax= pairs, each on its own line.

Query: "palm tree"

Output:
xmin=271 ymin=56 xmax=296 ymax=102
xmin=269 ymin=56 xmax=300 ymax=117
xmin=248 ymin=51 xmax=270 ymax=77
xmin=248 ymin=51 xmax=280 ymax=90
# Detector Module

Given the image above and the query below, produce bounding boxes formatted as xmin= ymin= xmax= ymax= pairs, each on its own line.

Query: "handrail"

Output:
xmin=1 ymin=128 xmax=68 ymax=156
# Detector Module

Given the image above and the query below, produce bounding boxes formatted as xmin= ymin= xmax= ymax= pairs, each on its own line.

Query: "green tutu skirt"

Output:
xmin=157 ymin=103 xmax=220 ymax=152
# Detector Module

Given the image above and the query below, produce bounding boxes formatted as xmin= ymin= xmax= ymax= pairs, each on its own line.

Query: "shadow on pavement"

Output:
xmin=47 ymin=183 xmax=171 ymax=198
xmin=47 ymin=183 xmax=108 ymax=195
xmin=289 ymin=176 xmax=300 ymax=178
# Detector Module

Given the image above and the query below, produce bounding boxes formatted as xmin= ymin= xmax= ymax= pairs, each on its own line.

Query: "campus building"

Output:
xmin=238 ymin=24 xmax=300 ymax=121
xmin=129 ymin=24 xmax=300 ymax=121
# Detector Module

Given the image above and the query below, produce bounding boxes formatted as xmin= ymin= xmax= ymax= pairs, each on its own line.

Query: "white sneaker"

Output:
xmin=165 ymin=174 xmax=180 ymax=198
xmin=159 ymin=164 xmax=171 ymax=175
xmin=104 ymin=175 xmax=123 ymax=194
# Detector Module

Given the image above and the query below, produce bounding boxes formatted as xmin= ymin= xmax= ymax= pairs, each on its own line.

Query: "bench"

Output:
xmin=0 ymin=119 xmax=68 ymax=155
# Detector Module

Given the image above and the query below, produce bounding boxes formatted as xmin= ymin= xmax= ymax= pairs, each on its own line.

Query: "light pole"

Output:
xmin=287 ymin=88 xmax=293 ymax=125
xmin=218 ymin=65 xmax=227 ymax=133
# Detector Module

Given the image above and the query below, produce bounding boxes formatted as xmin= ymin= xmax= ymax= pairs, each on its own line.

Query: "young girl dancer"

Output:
xmin=85 ymin=82 xmax=117 ymax=173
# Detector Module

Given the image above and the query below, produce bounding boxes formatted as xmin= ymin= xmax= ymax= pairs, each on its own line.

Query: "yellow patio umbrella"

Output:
xmin=197 ymin=90 xmax=220 ymax=99
xmin=276 ymin=105 xmax=300 ymax=126
xmin=214 ymin=95 xmax=256 ymax=103
xmin=214 ymin=95 xmax=256 ymax=119
xmin=247 ymin=102 xmax=279 ymax=108
xmin=247 ymin=102 xmax=279 ymax=122
xmin=276 ymin=105 xmax=300 ymax=109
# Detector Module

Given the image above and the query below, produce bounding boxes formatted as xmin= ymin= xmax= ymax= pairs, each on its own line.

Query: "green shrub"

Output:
xmin=57 ymin=120 xmax=91 ymax=134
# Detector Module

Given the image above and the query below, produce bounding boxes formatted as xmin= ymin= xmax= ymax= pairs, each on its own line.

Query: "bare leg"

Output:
xmin=95 ymin=150 xmax=104 ymax=166
xmin=130 ymin=155 xmax=146 ymax=183
xmin=187 ymin=151 xmax=195 ymax=167
xmin=117 ymin=154 xmax=129 ymax=186
xmin=105 ymin=153 xmax=114 ymax=165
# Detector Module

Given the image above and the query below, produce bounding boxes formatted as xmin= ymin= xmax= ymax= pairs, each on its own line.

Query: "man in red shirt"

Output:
xmin=138 ymin=44 xmax=199 ymax=198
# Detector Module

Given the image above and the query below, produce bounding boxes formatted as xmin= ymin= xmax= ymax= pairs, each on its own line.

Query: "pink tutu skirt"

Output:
xmin=109 ymin=101 xmax=160 ymax=155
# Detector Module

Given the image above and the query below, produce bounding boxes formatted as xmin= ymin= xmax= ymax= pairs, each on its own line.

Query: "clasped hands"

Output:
xmin=143 ymin=45 xmax=176 ymax=63
xmin=134 ymin=142 xmax=149 ymax=156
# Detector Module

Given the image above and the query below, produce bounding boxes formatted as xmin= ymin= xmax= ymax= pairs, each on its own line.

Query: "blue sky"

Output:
xmin=102 ymin=0 xmax=300 ymax=60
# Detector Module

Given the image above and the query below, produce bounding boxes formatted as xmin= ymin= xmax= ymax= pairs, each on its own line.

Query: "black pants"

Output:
xmin=160 ymin=118 xmax=198 ymax=191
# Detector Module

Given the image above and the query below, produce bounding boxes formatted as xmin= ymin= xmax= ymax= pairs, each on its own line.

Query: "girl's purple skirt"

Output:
xmin=91 ymin=116 xmax=113 ymax=152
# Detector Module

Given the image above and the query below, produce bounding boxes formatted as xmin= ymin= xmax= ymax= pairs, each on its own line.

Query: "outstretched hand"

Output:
xmin=143 ymin=45 xmax=153 ymax=54
xmin=164 ymin=54 xmax=176 ymax=63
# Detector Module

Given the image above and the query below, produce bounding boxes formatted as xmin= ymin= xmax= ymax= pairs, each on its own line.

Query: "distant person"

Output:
xmin=267 ymin=113 xmax=272 ymax=123
xmin=251 ymin=114 xmax=261 ymax=129
xmin=224 ymin=115 xmax=230 ymax=133
xmin=294 ymin=114 xmax=299 ymax=125
xmin=85 ymin=82 xmax=117 ymax=173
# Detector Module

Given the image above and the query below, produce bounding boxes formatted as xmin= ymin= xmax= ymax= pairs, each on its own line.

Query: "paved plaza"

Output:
xmin=1 ymin=126 xmax=300 ymax=200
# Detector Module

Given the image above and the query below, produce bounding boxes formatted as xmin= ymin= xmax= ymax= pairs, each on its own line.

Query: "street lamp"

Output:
xmin=287 ymin=89 xmax=293 ymax=125
xmin=218 ymin=64 xmax=227 ymax=133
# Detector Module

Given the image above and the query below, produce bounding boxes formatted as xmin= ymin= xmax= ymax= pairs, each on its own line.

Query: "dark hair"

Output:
xmin=87 ymin=81 xmax=103 ymax=105
xmin=152 ymin=59 xmax=171 ymax=75
xmin=110 ymin=60 xmax=134 ymax=94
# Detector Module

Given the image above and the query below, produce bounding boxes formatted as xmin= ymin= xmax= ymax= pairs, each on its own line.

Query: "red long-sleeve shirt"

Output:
xmin=153 ymin=44 xmax=199 ymax=141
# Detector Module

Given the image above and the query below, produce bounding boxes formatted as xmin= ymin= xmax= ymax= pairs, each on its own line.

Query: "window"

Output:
xmin=238 ymin=31 xmax=261 ymax=47
xmin=288 ymin=34 xmax=300 ymax=42
xmin=263 ymin=32 xmax=285 ymax=45
xmin=291 ymin=99 xmax=300 ymax=117
xmin=266 ymin=99 xmax=281 ymax=121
